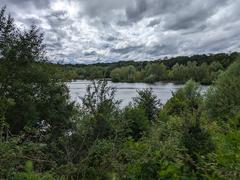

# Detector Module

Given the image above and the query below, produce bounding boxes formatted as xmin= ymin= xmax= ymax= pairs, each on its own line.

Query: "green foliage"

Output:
xmin=197 ymin=113 xmax=240 ymax=179
xmin=0 ymin=136 xmax=57 ymax=178
xmin=124 ymin=106 xmax=148 ymax=140
xmin=134 ymin=88 xmax=161 ymax=121
xmin=110 ymin=67 xmax=121 ymax=82
xmin=144 ymin=63 xmax=168 ymax=82
xmin=79 ymin=80 xmax=122 ymax=139
xmin=164 ymin=80 xmax=202 ymax=116
xmin=0 ymin=7 xmax=74 ymax=137
xmin=81 ymin=80 xmax=120 ymax=115
xmin=206 ymin=59 xmax=240 ymax=120
xmin=182 ymin=117 xmax=215 ymax=162
xmin=61 ymin=50 xmax=238 ymax=84
xmin=0 ymin=6 xmax=74 ymax=178
xmin=13 ymin=161 xmax=55 ymax=180
xmin=110 ymin=65 xmax=137 ymax=82
xmin=208 ymin=128 xmax=240 ymax=178
xmin=117 ymin=115 xmax=185 ymax=179
xmin=109 ymin=59 xmax=231 ymax=84
xmin=163 ymin=80 xmax=215 ymax=177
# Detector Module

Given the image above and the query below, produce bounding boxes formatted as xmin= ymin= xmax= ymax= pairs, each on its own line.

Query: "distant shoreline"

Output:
xmin=69 ymin=78 xmax=212 ymax=86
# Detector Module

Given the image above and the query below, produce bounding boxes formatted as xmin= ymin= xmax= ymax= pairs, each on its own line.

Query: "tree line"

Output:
xmin=1 ymin=7 xmax=240 ymax=179
xmin=60 ymin=52 xmax=238 ymax=85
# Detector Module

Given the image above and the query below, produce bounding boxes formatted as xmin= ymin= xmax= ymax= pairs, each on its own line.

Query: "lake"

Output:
xmin=68 ymin=80 xmax=208 ymax=107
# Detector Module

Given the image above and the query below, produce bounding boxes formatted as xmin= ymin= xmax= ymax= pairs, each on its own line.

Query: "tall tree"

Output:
xmin=0 ymin=7 xmax=74 ymax=137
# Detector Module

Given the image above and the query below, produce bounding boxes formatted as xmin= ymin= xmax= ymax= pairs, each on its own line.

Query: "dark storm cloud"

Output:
xmin=1 ymin=0 xmax=240 ymax=63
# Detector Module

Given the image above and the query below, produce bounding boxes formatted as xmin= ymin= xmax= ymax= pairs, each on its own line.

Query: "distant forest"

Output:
xmin=59 ymin=52 xmax=239 ymax=84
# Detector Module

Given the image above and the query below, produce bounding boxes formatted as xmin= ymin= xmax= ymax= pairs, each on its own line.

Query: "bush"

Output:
xmin=206 ymin=59 xmax=240 ymax=120
xmin=14 ymin=161 xmax=55 ymax=180
xmin=164 ymin=80 xmax=202 ymax=116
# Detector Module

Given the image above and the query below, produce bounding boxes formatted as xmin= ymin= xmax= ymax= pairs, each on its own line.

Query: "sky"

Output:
xmin=1 ymin=0 xmax=240 ymax=64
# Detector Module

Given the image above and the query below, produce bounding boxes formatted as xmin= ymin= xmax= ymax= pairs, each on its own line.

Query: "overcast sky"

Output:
xmin=1 ymin=0 xmax=240 ymax=64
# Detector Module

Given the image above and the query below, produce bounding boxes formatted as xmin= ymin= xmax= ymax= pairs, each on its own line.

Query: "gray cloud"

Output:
xmin=2 ymin=0 xmax=50 ymax=9
xmin=126 ymin=0 xmax=147 ymax=22
xmin=1 ymin=0 xmax=240 ymax=63
xmin=147 ymin=18 xmax=161 ymax=27
xmin=83 ymin=50 xmax=98 ymax=56
xmin=111 ymin=45 xmax=143 ymax=54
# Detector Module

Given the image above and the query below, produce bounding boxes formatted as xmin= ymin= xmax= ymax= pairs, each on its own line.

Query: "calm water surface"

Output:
xmin=68 ymin=80 xmax=207 ymax=107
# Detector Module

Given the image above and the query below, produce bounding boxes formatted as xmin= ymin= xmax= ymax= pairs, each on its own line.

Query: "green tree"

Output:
xmin=134 ymin=88 xmax=161 ymax=121
xmin=164 ymin=80 xmax=202 ymax=116
xmin=206 ymin=59 xmax=240 ymax=120
xmin=110 ymin=68 xmax=121 ymax=82
xmin=165 ymin=80 xmax=214 ymax=175
xmin=110 ymin=65 xmax=137 ymax=82
xmin=124 ymin=106 xmax=148 ymax=140
xmin=0 ymin=7 xmax=74 ymax=136
xmin=144 ymin=63 xmax=168 ymax=82
xmin=171 ymin=63 xmax=187 ymax=82
xmin=80 ymin=80 xmax=121 ymax=139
